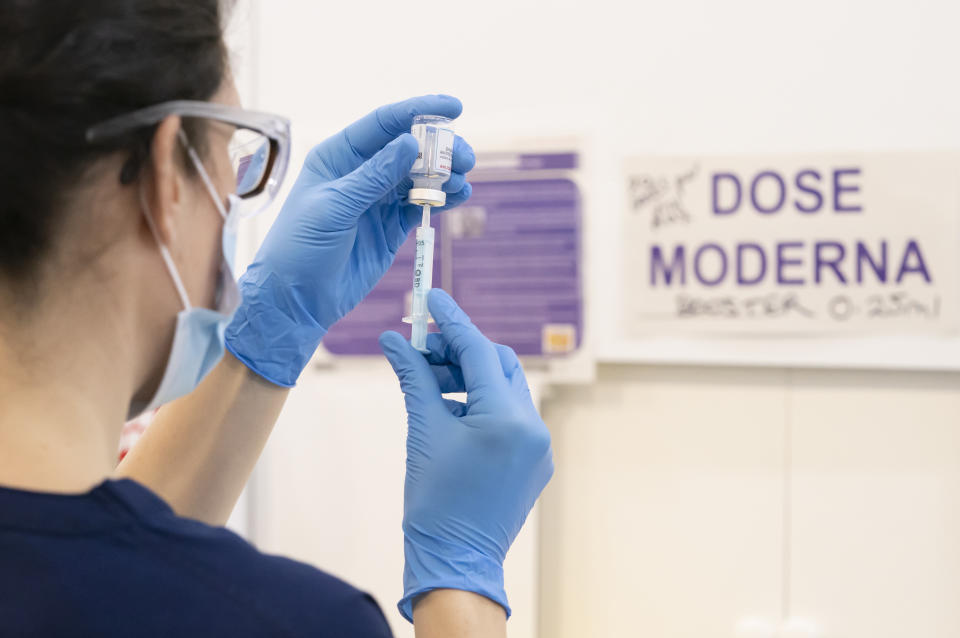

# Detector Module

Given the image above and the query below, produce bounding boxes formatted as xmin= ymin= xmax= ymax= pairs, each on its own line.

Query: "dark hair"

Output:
xmin=0 ymin=0 xmax=229 ymax=285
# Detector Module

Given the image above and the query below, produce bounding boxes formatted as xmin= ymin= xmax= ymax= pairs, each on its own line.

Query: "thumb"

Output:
xmin=329 ymin=134 xmax=418 ymax=220
xmin=379 ymin=330 xmax=443 ymax=418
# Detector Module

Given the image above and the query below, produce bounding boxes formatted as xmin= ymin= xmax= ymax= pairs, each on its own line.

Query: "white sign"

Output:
xmin=623 ymin=152 xmax=960 ymax=337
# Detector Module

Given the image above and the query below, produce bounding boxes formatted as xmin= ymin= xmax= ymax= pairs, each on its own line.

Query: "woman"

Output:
xmin=0 ymin=1 xmax=553 ymax=636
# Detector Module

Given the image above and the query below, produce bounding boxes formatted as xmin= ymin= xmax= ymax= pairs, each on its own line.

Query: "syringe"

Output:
xmin=404 ymin=205 xmax=435 ymax=352
xmin=403 ymin=115 xmax=455 ymax=353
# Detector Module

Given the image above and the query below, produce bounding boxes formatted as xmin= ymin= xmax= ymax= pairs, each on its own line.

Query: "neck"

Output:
xmin=0 ymin=291 xmax=135 ymax=494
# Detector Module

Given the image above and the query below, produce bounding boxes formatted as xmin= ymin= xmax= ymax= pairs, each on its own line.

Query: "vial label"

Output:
xmin=435 ymin=128 xmax=454 ymax=173
xmin=410 ymin=123 xmax=454 ymax=175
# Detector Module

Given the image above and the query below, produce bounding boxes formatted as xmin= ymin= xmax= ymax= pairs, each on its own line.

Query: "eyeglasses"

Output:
xmin=86 ymin=100 xmax=291 ymax=217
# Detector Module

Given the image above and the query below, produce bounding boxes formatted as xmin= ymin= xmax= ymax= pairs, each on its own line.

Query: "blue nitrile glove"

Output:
xmin=226 ymin=95 xmax=476 ymax=386
xmin=379 ymin=289 xmax=555 ymax=622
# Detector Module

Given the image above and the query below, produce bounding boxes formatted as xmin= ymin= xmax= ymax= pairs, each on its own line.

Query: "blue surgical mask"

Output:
xmin=128 ymin=142 xmax=241 ymax=419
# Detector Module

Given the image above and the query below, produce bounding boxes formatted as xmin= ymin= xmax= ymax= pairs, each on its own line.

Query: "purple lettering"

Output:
xmin=777 ymin=241 xmax=805 ymax=285
xmin=896 ymin=239 xmax=932 ymax=283
xmin=795 ymin=169 xmax=823 ymax=213
xmin=694 ymin=243 xmax=728 ymax=286
xmin=736 ymin=243 xmax=767 ymax=285
xmin=712 ymin=173 xmax=741 ymax=215
xmin=834 ymin=168 xmax=862 ymax=213
xmin=814 ymin=241 xmax=847 ymax=284
xmin=651 ymin=245 xmax=685 ymax=286
xmin=751 ymin=170 xmax=786 ymax=214
xmin=856 ymin=241 xmax=887 ymax=283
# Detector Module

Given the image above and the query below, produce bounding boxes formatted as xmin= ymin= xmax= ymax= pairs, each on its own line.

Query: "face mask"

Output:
xmin=128 ymin=140 xmax=241 ymax=419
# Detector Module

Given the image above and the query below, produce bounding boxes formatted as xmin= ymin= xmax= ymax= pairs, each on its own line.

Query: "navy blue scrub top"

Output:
xmin=0 ymin=478 xmax=393 ymax=637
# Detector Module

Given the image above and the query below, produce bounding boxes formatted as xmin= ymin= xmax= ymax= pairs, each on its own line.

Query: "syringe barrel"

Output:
xmin=409 ymin=225 xmax=435 ymax=353
xmin=410 ymin=312 xmax=429 ymax=353
xmin=412 ymin=226 xmax=435 ymax=297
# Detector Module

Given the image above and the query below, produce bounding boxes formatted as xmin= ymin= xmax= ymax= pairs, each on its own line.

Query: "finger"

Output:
xmin=399 ymin=135 xmax=471 ymax=192
xmin=385 ymin=181 xmax=462 ymax=254
xmin=344 ymin=95 xmax=462 ymax=159
xmin=306 ymin=96 xmax=463 ymax=179
xmin=428 ymin=331 xmax=524 ymax=387
xmin=424 ymin=332 xmax=467 ymax=392
xmin=436 ymin=182 xmax=473 ymax=211
xmin=442 ymin=172 xmax=466 ymax=194
xmin=496 ymin=344 xmax=522 ymax=379
xmin=443 ymin=398 xmax=467 ymax=418
xmin=379 ymin=331 xmax=443 ymax=416
xmin=327 ymin=134 xmax=418 ymax=226
xmin=431 ymin=363 xmax=465 ymax=394
xmin=424 ymin=332 xmax=454 ymax=365
xmin=400 ymin=182 xmax=472 ymax=233
xmin=397 ymin=172 xmax=467 ymax=193
xmin=452 ymin=136 xmax=476 ymax=174
xmin=426 ymin=289 xmax=507 ymax=396
xmin=496 ymin=343 xmax=531 ymax=395
xmin=398 ymin=174 xmax=466 ymax=233
xmin=426 ymin=331 xmax=466 ymax=392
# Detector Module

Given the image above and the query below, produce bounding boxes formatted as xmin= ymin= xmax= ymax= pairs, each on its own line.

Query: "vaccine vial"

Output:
xmin=408 ymin=114 xmax=454 ymax=207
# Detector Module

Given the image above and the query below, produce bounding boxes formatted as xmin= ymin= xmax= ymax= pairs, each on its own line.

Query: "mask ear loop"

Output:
xmin=178 ymin=129 xmax=229 ymax=222
xmin=177 ymin=129 xmax=242 ymax=312
xmin=138 ymin=181 xmax=192 ymax=311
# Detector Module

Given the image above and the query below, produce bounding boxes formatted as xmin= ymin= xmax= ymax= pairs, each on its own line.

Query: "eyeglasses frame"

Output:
xmin=86 ymin=100 xmax=291 ymax=205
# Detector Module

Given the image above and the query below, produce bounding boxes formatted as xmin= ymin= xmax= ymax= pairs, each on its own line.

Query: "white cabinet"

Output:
xmin=788 ymin=369 xmax=960 ymax=638
xmin=538 ymin=365 xmax=787 ymax=637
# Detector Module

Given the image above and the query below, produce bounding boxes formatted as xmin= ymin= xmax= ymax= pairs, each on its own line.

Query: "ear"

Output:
xmin=143 ymin=115 xmax=184 ymax=246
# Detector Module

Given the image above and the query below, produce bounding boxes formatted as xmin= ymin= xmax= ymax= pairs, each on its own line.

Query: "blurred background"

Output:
xmin=143 ymin=1 xmax=960 ymax=636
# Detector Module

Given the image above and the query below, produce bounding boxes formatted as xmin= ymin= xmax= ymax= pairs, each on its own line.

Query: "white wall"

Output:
xmin=538 ymin=365 xmax=787 ymax=637
xmin=540 ymin=366 xmax=960 ymax=637
xmin=230 ymin=1 xmax=960 ymax=636
xmin=787 ymin=369 xmax=960 ymax=638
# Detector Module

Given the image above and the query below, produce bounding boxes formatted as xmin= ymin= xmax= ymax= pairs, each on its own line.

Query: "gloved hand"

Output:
xmin=226 ymin=95 xmax=476 ymax=386
xmin=379 ymin=289 xmax=555 ymax=622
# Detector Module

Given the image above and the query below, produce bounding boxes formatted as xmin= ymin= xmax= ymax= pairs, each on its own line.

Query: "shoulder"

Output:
xmin=234 ymin=542 xmax=395 ymax=636
xmin=108 ymin=482 xmax=394 ymax=636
